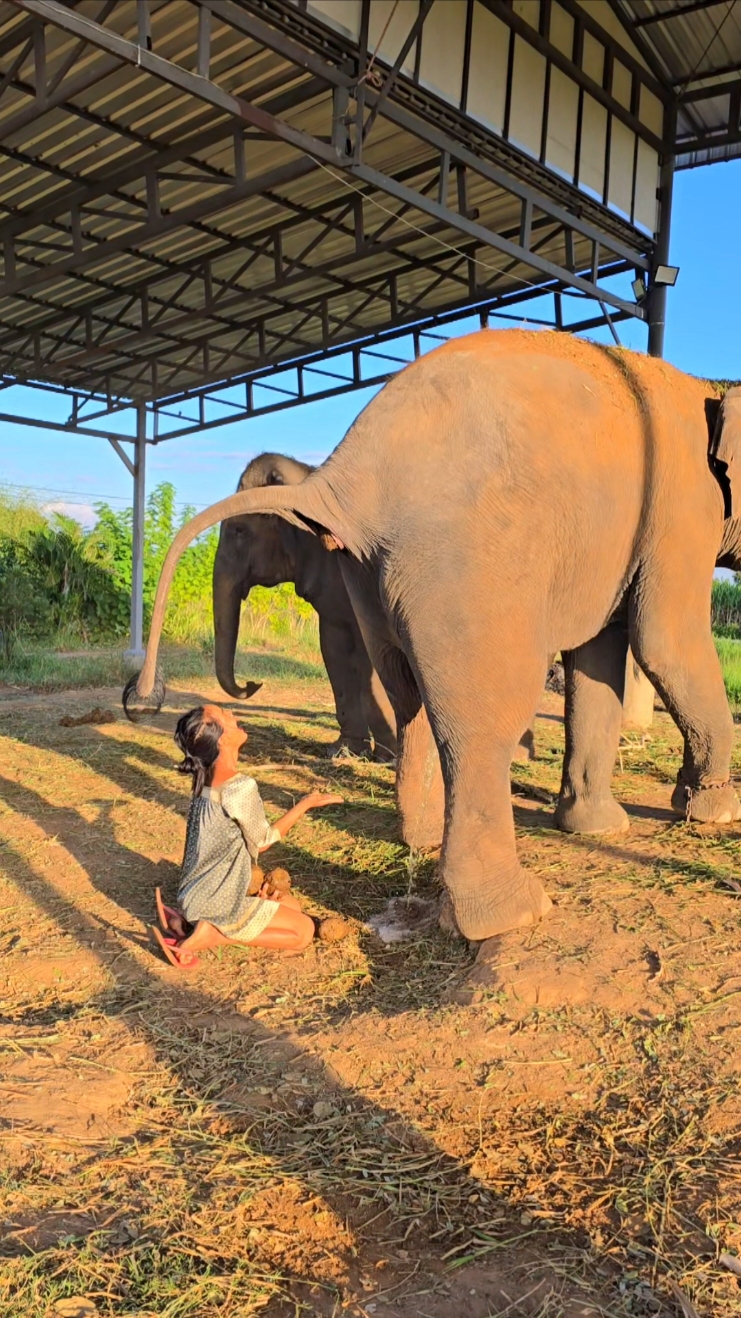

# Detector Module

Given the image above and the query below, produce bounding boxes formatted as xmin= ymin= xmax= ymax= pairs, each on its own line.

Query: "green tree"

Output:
xmin=88 ymin=482 xmax=218 ymax=633
xmin=0 ymin=536 xmax=50 ymax=657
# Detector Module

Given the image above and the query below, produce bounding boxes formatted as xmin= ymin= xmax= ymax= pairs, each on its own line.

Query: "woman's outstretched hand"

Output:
xmin=261 ymin=791 xmax=344 ymax=848
xmin=303 ymin=791 xmax=343 ymax=809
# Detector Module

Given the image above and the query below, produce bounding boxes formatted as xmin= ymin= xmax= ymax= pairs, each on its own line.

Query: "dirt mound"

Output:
xmin=59 ymin=707 xmax=116 ymax=727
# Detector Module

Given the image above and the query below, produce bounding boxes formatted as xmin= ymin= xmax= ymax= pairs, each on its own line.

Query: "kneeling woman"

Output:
xmin=152 ymin=703 xmax=344 ymax=969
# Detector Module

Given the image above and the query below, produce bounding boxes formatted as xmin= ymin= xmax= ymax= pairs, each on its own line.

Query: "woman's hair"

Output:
xmin=174 ymin=707 xmax=223 ymax=796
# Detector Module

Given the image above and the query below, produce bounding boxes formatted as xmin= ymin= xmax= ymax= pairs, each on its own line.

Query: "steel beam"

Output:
xmin=632 ymin=0 xmax=729 ymax=26
xmin=211 ymin=0 xmax=657 ymax=253
xmin=348 ymin=161 xmax=643 ymax=318
xmin=0 ymin=76 xmax=327 ymax=245
xmin=648 ymin=110 xmax=676 ymax=360
xmin=2 ymin=156 xmax=319 ymax=296
xmin=11 ymin=0 xmax=650 ymax=279
xmin=126 ymin=402 xmax=147 ymax=660
xmin=0 ymin=407 xmax=137 ymax=443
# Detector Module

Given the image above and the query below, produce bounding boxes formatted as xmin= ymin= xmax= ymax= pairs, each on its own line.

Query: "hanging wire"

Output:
xmin=310 ymin=156 xmax=621 ymax=314
xmin=357 ymin=0 xmax=400 ymax=88
xmin=677 ymin=0 xmax=737 ymax=88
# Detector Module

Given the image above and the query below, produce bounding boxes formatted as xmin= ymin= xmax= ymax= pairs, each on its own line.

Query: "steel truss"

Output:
xmin=0 ymin=0 xmax=680 ymax=652
xmin=1 ymin=0 xmax=654 ymax=405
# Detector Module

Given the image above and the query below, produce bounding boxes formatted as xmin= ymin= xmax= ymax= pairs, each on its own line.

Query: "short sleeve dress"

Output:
xmin=177 ymin=775 xmax=282 ymax=942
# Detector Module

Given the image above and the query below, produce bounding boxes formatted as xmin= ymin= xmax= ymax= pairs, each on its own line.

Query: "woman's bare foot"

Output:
xmin=155 ymin=888 xmax=191 ymax=939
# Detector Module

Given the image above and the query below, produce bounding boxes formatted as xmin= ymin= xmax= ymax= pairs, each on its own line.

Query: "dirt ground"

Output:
xmin=1 ymin=667 xmax=740 ymax=1317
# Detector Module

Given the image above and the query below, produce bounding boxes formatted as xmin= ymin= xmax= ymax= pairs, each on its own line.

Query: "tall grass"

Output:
xmin=164 ymin=584 xmax=320 ymax=657
xmin=712 ymin=578 xmax=741 ymax=635
xmin=0 ymin=587 xmax=324 ymax=692
xmin=715 ymin=636 xmax=741 ymax=710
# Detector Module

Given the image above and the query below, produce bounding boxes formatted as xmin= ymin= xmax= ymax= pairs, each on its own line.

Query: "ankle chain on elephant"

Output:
xmin=675 ymin=774 xmax=734 ymax=821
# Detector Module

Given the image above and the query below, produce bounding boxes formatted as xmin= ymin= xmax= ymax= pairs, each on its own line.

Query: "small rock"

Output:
xmin=52 ymin=1300 xmax=99 ymax=1318
xmin=312 ymin=1100 xmax=335 ymax=1119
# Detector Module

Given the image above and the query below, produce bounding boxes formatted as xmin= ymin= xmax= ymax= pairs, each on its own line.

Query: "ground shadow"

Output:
xmin=0 ymin=836 xmax=618 ymax=1318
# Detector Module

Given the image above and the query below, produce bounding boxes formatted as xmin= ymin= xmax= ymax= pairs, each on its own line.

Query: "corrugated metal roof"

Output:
xmin=0 ymin=0 xmax=736 ymax=411
xmin=614 ymin=0 xmax=741 ymax=166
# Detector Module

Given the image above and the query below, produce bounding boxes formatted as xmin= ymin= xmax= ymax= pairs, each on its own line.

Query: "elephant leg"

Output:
xmin=420 ymin=636 xmax=552 ymax=941
xmin=555 ymin=622 xmax=631 ymax=834
xmin=318 ymin=616 xmax=373 ymax=757
xmin=631 ymin=576 xmax=741 ymax=824
xmin=365 ymin=667 xmax=398 ymax=763
xmin=395 ymin=695 xmax=445 ymax=849
xmin=364 ymin=643 xmax=443 ymax=848
xmin=339 ymin=560 xmax=444 ymax=848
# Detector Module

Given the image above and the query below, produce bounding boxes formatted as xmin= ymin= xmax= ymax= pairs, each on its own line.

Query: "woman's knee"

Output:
xmin=293 ymin=912 xmax=315 ymax=950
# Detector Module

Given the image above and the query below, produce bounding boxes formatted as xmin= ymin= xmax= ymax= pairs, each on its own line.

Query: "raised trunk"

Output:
xmin=212 ymin=557 xmax=260 ymax=700
xmin=125 ymin=480 xmax=340 ymax=710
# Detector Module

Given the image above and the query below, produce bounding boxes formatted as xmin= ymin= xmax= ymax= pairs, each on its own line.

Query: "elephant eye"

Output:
xmin=265 ymin=471 xmax=284 ymax=486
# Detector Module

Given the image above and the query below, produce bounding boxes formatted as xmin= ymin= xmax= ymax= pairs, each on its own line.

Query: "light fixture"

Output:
xmin=653 ymin=264 xmax=680 ymax=286
xmin=632 ymin=275 xmax=646 ymax=301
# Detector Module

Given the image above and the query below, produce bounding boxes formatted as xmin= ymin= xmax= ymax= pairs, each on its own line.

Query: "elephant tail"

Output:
xmin=122 ymin=479 xmax=344 ymax=719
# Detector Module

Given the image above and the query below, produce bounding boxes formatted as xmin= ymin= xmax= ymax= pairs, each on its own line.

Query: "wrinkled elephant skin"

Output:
xmin=129 ymin=332 xmax=741 ymax=943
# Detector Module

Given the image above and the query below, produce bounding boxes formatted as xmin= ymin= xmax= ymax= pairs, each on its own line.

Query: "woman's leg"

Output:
xmin=172 ymin=905 xmax=315 ymax=965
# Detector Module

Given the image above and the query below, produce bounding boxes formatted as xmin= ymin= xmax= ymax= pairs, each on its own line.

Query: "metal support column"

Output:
xmin=125 ymin=402 xmax=147 ymax=659
xmin=635 ymin=113 xmax=677 ymax=727
xmin=647 ymin=109 xmax=677 ymax=360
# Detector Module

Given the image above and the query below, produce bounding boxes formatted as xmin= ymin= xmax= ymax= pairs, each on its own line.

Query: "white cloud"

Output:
xmin=42 ymin=500 xmax=98 ymax=530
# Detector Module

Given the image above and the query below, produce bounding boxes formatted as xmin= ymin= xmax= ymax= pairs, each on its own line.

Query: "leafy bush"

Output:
xmin=0 ymin=536 xmax=50 ymax=657
xmin=87 ymin=482 xmax=219 ymax=635
xmin=711 ymin=578 xmax=741 ymax=634
xmin=0 ymin=483 xmax=319 ymax=661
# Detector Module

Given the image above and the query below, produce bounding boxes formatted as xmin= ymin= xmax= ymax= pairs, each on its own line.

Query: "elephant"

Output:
xmin=124 ymin=331 xmax=741 ymax=943
xmin=556 ymin=612 xmax=740 ymax=836
xmin=212 ymin=452 xmax=397 ymax=762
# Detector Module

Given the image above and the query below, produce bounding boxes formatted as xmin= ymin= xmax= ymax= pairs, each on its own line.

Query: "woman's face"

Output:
xmin=204 ymin=704 xmax=247 ymax=756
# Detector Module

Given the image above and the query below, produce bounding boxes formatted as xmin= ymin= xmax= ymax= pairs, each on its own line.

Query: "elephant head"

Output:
xmin=122 ymin=465 xmax=351 ymax=718
xmin=213 ymin=452 xmax=314 ymax=699
xmin=711 ymin=386 xmax=741 ymax=569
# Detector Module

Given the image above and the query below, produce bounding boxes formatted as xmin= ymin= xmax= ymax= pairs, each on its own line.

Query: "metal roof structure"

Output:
xmin=618 ymin=0 xmax=741 ymax=168
xmin=0 ymin=0 xmax=738 ymax=653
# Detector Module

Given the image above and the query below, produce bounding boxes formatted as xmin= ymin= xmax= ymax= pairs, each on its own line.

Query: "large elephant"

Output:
xmin=213 ymin=452 xmax=396 ymax=762
xmin=125 ymin=332 xmax=741 ymax=942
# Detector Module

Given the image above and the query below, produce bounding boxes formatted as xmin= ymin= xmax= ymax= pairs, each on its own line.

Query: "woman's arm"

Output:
xmin=259 ymin=791 xmax=343 ymax=850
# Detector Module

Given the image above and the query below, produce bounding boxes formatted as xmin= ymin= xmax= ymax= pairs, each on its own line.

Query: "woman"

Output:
xmin=152 ymin=703 xmax=345 ymax=969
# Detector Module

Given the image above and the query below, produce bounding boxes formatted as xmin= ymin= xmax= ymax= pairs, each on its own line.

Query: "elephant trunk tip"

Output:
xmin=218 ymin=678 xmax=264 ymax=700
xmin=122 ymin=668 xmax=166 ymax=723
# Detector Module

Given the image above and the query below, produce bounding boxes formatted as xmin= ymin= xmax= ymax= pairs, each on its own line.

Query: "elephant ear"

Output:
xmin=709 ymin=387 xmax=741 ymax=518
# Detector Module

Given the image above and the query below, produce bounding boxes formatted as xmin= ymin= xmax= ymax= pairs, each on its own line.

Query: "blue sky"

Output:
xmin=1 ymin=158 xmax=739 ymax=526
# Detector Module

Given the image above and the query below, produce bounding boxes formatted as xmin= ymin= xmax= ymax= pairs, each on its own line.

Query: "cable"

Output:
xmin=0 ymin=481 xmax=209 ymax=511
xmin=310 ymin=155 xmax=619 ymax=312
xmin=680 ymin=0 xmax=737 ymax=88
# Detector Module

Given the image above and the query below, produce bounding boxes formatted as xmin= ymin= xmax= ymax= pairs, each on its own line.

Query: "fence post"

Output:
xmin=622 ymin=648 xmax=654 ymax=729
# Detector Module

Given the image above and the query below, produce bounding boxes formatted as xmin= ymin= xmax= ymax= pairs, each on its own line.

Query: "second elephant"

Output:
xmin=213 ymin=452 xmax=397 ymax=761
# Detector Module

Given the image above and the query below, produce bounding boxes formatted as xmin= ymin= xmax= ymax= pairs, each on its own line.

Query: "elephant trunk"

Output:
xmin=125 ymin=480 xmax=342 ymax=711
xmin=213 ymin=554 xmax=250 ymax=699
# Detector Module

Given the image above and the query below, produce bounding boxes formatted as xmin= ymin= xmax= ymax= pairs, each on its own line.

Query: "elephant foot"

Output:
xmin=554 ymin=793 xmax=630 ymax=835
xmin=445 ymin=872 xmax=553 ymax=942
xmin=327 ymin=737 xmax=372 ymax=761
xmin=400 ymin=816 xmax=443 ymax=850
xmin=670 ymin=775 xmax=741 ymax=824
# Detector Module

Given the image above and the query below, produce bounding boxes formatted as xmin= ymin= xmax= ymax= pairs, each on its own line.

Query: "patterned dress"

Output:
xmin=178 ymin=775 xmax=282 ymax=942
